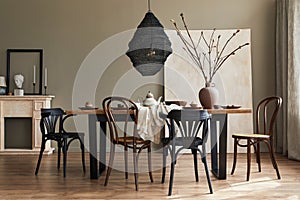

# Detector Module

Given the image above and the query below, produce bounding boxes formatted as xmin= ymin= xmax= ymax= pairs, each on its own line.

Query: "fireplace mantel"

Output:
xmin=0 ymin=95 xmax=54 ymax=154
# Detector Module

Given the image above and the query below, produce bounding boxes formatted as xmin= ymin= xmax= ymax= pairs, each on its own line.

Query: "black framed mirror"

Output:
xmin=6 ymin=49 xmax=43 ymax=95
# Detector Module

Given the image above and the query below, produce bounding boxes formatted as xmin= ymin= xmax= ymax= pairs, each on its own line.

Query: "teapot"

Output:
xmin=143 ymin=91 xmax=162 ymax=107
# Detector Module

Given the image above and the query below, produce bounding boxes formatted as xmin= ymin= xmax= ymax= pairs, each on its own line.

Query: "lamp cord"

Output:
xmin=148 ymin=0 xmax=151 ymax=11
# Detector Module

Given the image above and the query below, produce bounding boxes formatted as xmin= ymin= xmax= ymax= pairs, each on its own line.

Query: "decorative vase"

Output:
xmin=199 ymin=82 xmax=219 ymax=109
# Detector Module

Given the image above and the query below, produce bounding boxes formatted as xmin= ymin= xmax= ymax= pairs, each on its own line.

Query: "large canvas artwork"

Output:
xmin=164 ymin=29 xmax=253 ymax=153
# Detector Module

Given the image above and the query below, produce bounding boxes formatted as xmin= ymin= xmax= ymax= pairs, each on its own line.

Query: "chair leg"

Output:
xmin=256 ymin=142 xmax=261 ymax=172
xmin=192 ymin=149 xmax=199 ymax=182
xmin=246 ymin=139 xmax=251 ymax=181
xmin=124 ymin=146 xmax=128 ymax=179
xmin=148 ymin=145 xmax=153 ymax=183
xmin=79 ymin=135 xmax=86 ymax=173
xmin=161 ymin=145 xmax=167 ymax=184
xmin=35 ymin=142 xmax=45 ymax=175
xmin=133 ymin=148 xmax=139 ymax=191
xmin=63 ymin=138 xmax=68 ymax=178
xmin=168 ymin=143 xmax=176 ymax=196
xmin=268 ymin=142 xmax=281 ymax=179
xmin=57 ymin=140 xmax=62 ymax=170
xmin=104 ymin=144 xmax=115 ymax=186
xmin=231 ymin=138 xmax=238 ymax=175
xmin=168 ymin=160 xmax=175 ymax=196
xmin=202 ymin=156 xmax=213 ymax=194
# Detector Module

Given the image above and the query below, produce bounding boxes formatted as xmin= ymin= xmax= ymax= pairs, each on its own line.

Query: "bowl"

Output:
xmin=165 ymin=100 xmax=187 ymax=107
xmin=190 ymin=103 xmax=199 ymax=108
xmin=85 ymin=101 xmax=93 ymax=108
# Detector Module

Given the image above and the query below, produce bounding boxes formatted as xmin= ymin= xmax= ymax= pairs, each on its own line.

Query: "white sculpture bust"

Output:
xmin=14 ymin=74 xmax=24 ymax=96
xmin=14 ymin=74 xmax=24 ymax=89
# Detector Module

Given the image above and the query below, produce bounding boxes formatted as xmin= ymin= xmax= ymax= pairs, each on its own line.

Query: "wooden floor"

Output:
xmin=0 ymin=152 xmax=299 ymax=199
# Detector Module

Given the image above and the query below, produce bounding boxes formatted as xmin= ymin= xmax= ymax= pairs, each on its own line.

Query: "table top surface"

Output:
xmin=65 ymin=107 xmax=252 ymax=115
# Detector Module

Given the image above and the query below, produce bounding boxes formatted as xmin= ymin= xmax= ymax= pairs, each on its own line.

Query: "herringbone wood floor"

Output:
xmin=0 ymin=152 xmax=299 ymax=199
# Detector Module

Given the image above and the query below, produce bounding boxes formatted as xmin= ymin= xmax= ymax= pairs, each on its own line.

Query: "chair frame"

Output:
xmin=35 ymin=108 xmax=86 ymax=177
xmin=231 ymin=96 xmax=282 ymax=181
xmin=162 ymin=109 xmax=213 ymax=196
xmin=102 ymin=96 xmax=153 ymax=191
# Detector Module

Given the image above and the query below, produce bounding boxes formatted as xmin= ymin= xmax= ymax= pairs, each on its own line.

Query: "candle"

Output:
xmin=33 ymin=65 xmax=36 ymax=84
xmin=44 ymin=67 xmax=47 ymax=87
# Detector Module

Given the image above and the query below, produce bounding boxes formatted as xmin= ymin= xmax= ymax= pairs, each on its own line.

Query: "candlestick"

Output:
xmin=33 ymin=65 xmax=36 ymax=84
xmin=44 ymin=67 xmax=47 ymax=87
xmin=33 ymin=82 xmax=36 ymax=94
xmin=44 ymin=85 xmax=47 ymax=95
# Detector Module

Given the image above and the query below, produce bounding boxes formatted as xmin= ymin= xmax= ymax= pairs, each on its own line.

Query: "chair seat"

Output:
xmin=115 ymin=136 xmax=150 ymax=145
xmin=47 ymin=132 xmax=84 ymax=140
xmin=174 ymin=137 xmax=203 ymax=148
xmin=62 ymin=132 xmax=84 ymax=138
xmin=232 ymin=133 xmax=270 ymax=139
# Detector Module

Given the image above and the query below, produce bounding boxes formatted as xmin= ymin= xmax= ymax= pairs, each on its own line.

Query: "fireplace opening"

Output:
xmin=5 ymin=117 xmax=32 ymax=149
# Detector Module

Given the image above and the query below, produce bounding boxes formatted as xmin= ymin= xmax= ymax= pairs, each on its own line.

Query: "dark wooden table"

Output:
xmin=66 ymin=108 xmax=252 ymax=180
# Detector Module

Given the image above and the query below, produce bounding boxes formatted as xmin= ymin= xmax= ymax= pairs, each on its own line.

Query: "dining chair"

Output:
xmin=161 ymin=109 xmax=213 ymax=196
xmin=231 ymin=96 xmax=282 ymax=181
xmin=35 ymin=108 xmax=86 ymax=177
xmin=102 ymin=96 xmax=153 ymax=191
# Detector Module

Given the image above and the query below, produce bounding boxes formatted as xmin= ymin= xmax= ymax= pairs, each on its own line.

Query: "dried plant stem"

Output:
xmin=171 ymin=13 xmax=249 ymax=84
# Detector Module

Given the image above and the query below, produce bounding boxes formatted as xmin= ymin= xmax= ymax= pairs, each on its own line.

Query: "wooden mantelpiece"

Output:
xmin=0 ymin=95 xmax=54 ymax=154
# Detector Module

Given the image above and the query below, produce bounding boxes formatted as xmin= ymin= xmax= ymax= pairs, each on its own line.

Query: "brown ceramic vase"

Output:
xmin=199 ymin=82 xmax=219 ymax=109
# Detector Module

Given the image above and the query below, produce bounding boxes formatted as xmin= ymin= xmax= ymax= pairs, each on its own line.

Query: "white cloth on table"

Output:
xmin=136 ymin=103 xmax=182 ymax=144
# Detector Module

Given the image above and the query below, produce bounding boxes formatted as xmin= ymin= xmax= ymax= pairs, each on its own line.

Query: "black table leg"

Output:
xmin=99 ymin=120 xmax=106 ymax=175
xmin=210 ymin=114 xmax=228 ymax=179
xmin=88 ymin=114 xmax=99 ymax=179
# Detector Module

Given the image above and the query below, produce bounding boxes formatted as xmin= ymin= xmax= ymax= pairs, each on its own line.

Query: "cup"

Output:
xmin=85 ymin=101 xmax=93 ymax=108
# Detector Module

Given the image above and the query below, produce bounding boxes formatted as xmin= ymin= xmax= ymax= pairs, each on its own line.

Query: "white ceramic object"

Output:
xmin=85 ymin=101 xmax=93 ymax=108
xmin=14 ymin=89 xmax=24 ymax=96
xmin=143 ymin=91 xmax=162 ymax=106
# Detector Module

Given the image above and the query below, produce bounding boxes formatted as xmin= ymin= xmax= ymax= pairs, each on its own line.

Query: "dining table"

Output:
xmin=65 ymin=107 xmax=252 ymax=180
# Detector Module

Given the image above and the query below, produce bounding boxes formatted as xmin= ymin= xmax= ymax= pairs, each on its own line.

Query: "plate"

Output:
xmin=79 ymin=107 xmax=99 ymax=110
xmin=221 ymin=105 xmax=241 ymax=109
xmin=183 ymin=106 xmax=203 ymax=110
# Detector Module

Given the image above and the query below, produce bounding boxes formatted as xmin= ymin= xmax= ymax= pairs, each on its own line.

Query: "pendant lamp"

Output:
xmin=126 ymin=0 xmax=172 ymax=76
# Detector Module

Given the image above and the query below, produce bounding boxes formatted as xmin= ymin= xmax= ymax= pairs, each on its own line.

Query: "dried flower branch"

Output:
xmin=171 ymin=13 xmax=250 ymax=84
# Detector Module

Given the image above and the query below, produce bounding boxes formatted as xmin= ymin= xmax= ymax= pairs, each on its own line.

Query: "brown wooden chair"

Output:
xmin=231 ymin=96 xmax=282 ymax=181
xmin=102 ymin=96 xmax=153 ymax=191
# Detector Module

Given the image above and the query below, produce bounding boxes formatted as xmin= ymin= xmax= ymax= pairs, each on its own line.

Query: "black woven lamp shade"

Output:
xmin=126 ymin=11 xmax=172 ymax=76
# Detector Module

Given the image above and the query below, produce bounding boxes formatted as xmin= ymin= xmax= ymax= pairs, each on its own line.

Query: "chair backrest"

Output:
xmin=102 ymin=96 xmax=139 ymax=144
xmin=255 ymin=96 xmax=282 ymax=137
xmin=40 ymin=108 xmax=65 ymax=137
xmin=167 ymin=109 xmax=211 ymax=148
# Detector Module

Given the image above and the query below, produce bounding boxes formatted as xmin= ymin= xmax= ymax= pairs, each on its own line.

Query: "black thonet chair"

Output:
xmin=162 ymin=109 xmax=213 ymax=196
xmin=231 ymin=96 xmax=282 ymax=181
xmin=35 ymin=108 xmax=86 ymax=177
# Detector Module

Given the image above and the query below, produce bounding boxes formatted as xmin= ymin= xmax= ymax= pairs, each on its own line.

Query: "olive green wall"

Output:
xmin=0 ymin=0 xmax=276 ymax=110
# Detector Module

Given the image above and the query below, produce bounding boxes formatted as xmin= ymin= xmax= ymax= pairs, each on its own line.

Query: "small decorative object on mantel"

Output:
xmin=126 ymin=0 xmax=172 ymax=76
xmin=14 ymin=74 xmax=24 ymax=96
xmin=171 ymin=13 xmax=250 ymax=108
xmin=0 ymin=76 xmax=7 ymax=95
